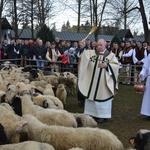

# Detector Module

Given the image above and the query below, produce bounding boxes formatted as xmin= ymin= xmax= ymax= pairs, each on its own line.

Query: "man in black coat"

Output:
xmin=34 ymin=39 xmax=47 ymax=71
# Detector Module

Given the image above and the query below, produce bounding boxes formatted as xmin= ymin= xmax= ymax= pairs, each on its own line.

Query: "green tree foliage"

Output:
xmin=36 ymin=24 xmax=55 ymax=44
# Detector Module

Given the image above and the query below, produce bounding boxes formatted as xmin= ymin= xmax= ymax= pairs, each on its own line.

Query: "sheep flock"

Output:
xmin=0 ymin=63 xmax=142 ymax=150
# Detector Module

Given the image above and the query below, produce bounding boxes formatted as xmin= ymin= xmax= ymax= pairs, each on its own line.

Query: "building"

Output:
xmin=0 ymin=18 xmax=13 ymax=44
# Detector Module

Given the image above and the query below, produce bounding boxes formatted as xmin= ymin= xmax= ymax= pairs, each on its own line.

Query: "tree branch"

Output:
xmin=125 ymin=6 xmax=140 ymax=14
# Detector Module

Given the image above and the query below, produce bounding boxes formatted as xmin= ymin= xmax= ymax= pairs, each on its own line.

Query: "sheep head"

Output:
xmin=129 ymin=129 xmax=150 ymax=150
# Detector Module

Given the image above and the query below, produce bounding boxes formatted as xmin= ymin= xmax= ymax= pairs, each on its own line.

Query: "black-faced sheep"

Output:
xmin=32 ymin=93 xmax=64 ymax=109
xmin=21 ymin=66 xmax=42 ymax=81
xmin=129 ymin=129 xmax=150 ymax=150
xmin=56 ymin=84 xmax=67 ymax=106
xmin=0 ymin=141 xmax=55 ymax=150
xmin=0 ymin=123 xmax=8 ymax=144
xmin=16 ymin=114 xmax=124 ymax=150
xmin=0 ymin=105 xmax=20 ymax=143
xmin=0 ymin=90 xmax=6 ymax=103
xmin=72 ymin=113 xmax=97 ymax=127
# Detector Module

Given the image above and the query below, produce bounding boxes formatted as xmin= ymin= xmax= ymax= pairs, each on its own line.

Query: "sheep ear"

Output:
xmin=17 ymin=121 xmax=28 ymax=127
xmin=43 ymin=100 xmax=48 ymax=108
xmin=129 ymin=137 xmax=135 ymax=145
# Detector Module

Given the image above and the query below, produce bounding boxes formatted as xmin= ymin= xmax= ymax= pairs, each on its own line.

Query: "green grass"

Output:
xmin=65 ymin=84 xmax=149 ymax=149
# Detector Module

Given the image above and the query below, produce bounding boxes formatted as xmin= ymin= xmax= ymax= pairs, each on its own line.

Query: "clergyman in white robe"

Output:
xmin=78 ymin=40 xmax=120 ymax=119
xmin=139 ymin=54 xmax=150 ymax=116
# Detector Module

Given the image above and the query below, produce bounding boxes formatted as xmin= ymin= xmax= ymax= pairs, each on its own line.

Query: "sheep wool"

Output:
xmin=56 ymin=84 xmax=67 ymax=105
xmin=17 ymin=90 xmax=77 ymax=127
xmin=0 ymin=90 xmax=6 ymax=103
xmin=0 ymin=102 xmax=16 ymax=114
xmin=43 ymin=84 xmax=55 ymax=96
xmin=32 ymin=93 xmax=64 ymax=109
xmin=0 ymin=105 xmax=20 ymax=143
xmin=0 ymin=141 xmax=55 ymax=150
xmin=16 ymin=114 xmax=124 ymax=150
xmin=72 ymin=113 xmax=97 ymax=127
xmin=68 ymin=148 xmax=84 ymax=150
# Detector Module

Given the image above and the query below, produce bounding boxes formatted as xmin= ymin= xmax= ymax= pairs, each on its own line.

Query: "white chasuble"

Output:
xmin=78 ymin=50 xmax=119 ymax=102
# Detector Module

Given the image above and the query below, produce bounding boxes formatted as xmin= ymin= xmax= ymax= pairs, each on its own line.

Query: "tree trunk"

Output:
xmin=138 ymin=0 xmax=150 ymax=41
xmin=0 ymin=0 xmax=4 ymax=43
xmin=14 ymin=0 xmax=18 ymax=40
xmin=77 ymin=0 xmax=81 ymax=33
xmin=124 ymin=0 xmax=127 ymax=29
xmin=31 ymin=0 xmax=34 ymax=39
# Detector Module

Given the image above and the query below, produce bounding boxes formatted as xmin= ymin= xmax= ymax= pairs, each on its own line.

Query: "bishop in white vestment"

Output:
xmin=78 ymin=39 xmax=120 ymax=122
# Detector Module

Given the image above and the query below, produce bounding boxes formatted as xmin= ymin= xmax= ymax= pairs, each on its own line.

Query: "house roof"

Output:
xmin=10 ymin=29 xmax=114 ymax=41
xmin=1 ymin=18 xmax=13 ymax=29
xmin=9 ymin=28 xmax=144 ymax=42
xmin=10 ymin=28 xmax=37 ymax=39
xmin=54 ymin=31 xmax=113 ymax=42
xmin=117 ymin=29 xmax=133 ymax=38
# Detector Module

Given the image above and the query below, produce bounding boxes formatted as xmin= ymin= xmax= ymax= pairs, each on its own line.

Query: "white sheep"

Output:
xmin=32 ymin=93 xmax=64 ymax=109
xmin=72 ymin=113 xmax=97 ymax=127
xmin=0 ymin=102 xmax=16 ymax=114
xmin=15 ymin=82 xmax=77 ymax=127
xmin=0 ymin=141 xmax=55 ymax=150
xmin=16 ymin=114 xmax=124 ymax=150
xmin=0 ymin=80 xmax=9 ymax=92
xmin=43 ymin=84 xmax=55 ymax=96
xmin=0 ymin=105 xmax=20 ymax=143
xmin=46 ymin=75 xmax=59 ymax=87
xmin=56 ymin=84 xmax=67 ymax=105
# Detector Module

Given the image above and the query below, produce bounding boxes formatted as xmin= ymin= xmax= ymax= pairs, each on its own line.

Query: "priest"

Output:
xmin=78 ymin=39 xmax=120 ymax=123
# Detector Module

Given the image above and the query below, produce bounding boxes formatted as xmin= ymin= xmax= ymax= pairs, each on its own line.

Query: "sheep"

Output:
xmin=0 ymin=80 xmax=9 ymax=92
xmin=16 ymin=114 xmax=124 ymax=150
xmin=65 ymin=72 xmax=77 ymax=89
xmin=15 ymin=82 xmax=77 ymax=127
xmin=72 ymin=113 xmax=97 ymax=127
xmin=0 ymin=102 xmax=16 ymax=114
xmin=43 ymin=84 xmax=55 ymax=96
xmin=129 ymin=129 xmax=150 ymax=150
xmin=0 ymin=90 xmax=6 ymax=103
xmin=5 ymin=84 xmax=17 ymax=104
xmin=0 ymin=141 xmax=55 ymax=150
xmin=32 ymin=93 xmax=64 ymax=109
xmin=56 ymin=84 xmax=67 ymax=106
xmin=21 ymin=66 xmax=42 ymax=81
xmin=0 ymin=105 xmax=20 ymax=143
xmin=0 ymin=123 xmax=8 ymax=144
xmin=57 ymin=72 xmax=68 ymax=85
xmin=46 ymin=75 xmax=59 ymax=87
xmin=68 ymin=148 xmax=84 ymax=150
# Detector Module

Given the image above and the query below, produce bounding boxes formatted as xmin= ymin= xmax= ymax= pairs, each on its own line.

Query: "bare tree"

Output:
xmin=36 ymin=0 xmax=55 ymax=27
xmin=138 ymin=0 xmax=150 ymax=42
xmin=106 ymin=0 xmax=139 ymax=30
xmin=124 ymin=0 xmax=150 ymax=41
xmin=87 ymin=0 xmax=108 ymax=41
xmin=0 ymin=0 xmax=4 ymax=42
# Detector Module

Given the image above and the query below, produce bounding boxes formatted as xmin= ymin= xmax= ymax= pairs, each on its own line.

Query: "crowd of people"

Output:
xmin=0 ymin=37 xmax=149 ymax=79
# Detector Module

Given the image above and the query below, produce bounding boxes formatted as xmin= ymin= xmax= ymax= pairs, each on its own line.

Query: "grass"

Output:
xmin=65 ymin=84 xmax=149 ymax=149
